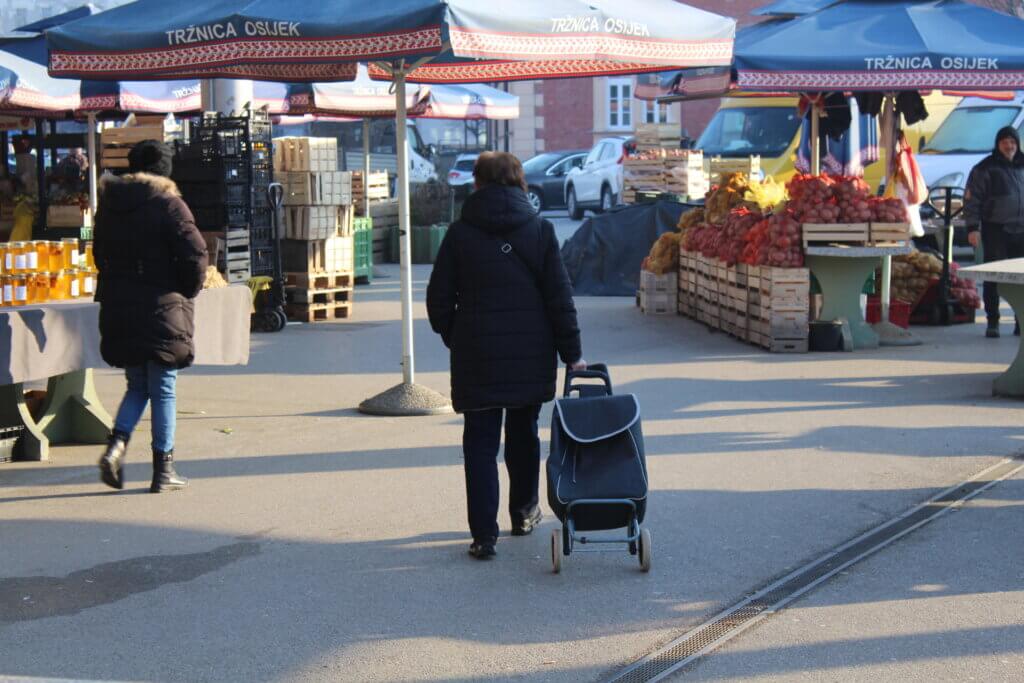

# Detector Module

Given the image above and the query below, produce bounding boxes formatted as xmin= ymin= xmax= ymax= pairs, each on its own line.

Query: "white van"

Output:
xmin=917 ymin=93 xmax=1024 ymax=192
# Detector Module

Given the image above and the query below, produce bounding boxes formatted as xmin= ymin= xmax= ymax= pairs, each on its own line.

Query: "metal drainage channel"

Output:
xmin=608 ymin=456 xmax=1024 ymax=683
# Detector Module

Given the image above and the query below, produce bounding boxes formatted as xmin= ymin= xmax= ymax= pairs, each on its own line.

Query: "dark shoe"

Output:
xmin=98 ymin=431 xmax=130 ymax=490
xmin=150 ymin=450 xmax=188 ymax=493
xmin=468 ymin=539 xmax=496 ymax=560
xmin=986 ymin=321 xmax=1000 ymax=338
xmin=511 ymin=508 xmax=543 ymax=536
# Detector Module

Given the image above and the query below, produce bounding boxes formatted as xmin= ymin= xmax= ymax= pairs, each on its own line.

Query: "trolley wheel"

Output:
xmin=551 ymin=529 xmax=562 ymax=574
xmin=638 ymin=528 xmax=652 ymax=572
xmin=272 ymin=308 xmax=287 ymax=332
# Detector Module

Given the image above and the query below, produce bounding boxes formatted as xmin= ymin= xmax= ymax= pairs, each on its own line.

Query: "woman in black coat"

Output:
xmin=95 ymin=140 xmax=208 ymax=493
xmin=427 ymin=151 xmax=585 ymax=559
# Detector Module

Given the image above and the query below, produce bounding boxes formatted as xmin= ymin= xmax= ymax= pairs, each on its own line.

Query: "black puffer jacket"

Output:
xmin=427 ymin=184 xmax=582 ymax=412
xmin=964 ymin=149 xmax=1024 ymax=233
xmin=94 ymin=173 xmax=208 ymax=369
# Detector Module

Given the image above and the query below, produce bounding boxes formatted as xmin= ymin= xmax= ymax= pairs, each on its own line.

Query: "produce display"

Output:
xmin=641 ymin=232 xmax=681 ymax=275
xmin=882 ymin=250 xmax=981 ymax=311
xmin=704 ymin=172 xmax=749 ymax=224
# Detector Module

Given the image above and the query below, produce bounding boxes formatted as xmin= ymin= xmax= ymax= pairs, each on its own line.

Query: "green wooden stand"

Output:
xmin=993 ymin=282 xmax=1024 ymax=397
xmin=806 ymin=254 xmax=883 ymax=350
xmin=0 ymin=369 xmax=112 ymax=461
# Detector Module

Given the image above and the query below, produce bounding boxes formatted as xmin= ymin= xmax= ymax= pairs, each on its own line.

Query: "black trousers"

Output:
xmin=982 ymin=223 xmax=1024 ymax=322
xmin=462 ymin=405 xmax=542 ymax=542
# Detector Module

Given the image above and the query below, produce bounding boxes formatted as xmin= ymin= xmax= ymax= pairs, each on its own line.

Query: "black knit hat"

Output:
xmin=128 ymin=139 xmax=173 ymax=177
xmin=995 ymin=126 xmax=1020 ymax=150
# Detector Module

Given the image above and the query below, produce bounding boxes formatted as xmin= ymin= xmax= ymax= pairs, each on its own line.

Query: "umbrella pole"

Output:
xmin=363 ymin=117 xmax=371 ymax=218
xmin=810 ymin=102 xmax=821 ymax=175
xmin=395 ymin=68 xmax=415 ymax=385
xmin=87 ymin=112 xmax=98 ymax=218
xmin=358 ymin=61 xmax=452 ymax=416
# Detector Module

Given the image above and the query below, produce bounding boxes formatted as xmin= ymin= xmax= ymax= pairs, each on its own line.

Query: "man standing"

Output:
xmin=965 ymin=126 xmax=1024 ymax=338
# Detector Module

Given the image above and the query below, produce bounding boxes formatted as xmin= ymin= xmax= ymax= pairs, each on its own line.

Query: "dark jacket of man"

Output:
xmin=964 ymin=138 xmax=1024 ymax=233
xmin=94 ymin=172 xmax=208 ymax=369
xmin=427 ymin=184 xmax=582 ymax=412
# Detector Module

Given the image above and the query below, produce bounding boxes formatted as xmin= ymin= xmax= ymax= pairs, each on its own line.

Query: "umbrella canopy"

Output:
xmin=47 ymin=0 xmax=735 ymax=82
xmin=751 ymin=0 xmax=839 ymax=17
xmin=736 ymin=0 xmax=1024 ymax=92
xmin=0 ymin=45 xmax=80 ymax=112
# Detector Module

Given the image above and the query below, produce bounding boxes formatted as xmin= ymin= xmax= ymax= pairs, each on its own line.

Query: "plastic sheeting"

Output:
xmin=560 ymin=201 xmax=690 ymax=297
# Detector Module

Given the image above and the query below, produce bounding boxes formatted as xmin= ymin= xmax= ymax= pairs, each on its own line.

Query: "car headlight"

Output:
xmin=931 ymin=172 xmax=964 ymax=189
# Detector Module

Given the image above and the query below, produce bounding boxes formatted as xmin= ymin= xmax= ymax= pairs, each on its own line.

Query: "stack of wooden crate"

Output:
xmin=274 ymin=136 xmax=355 ymax=322
xmin=635 ymin=123 xmax=680 ymax=151
xmin=802 ymin=222 xmax=911 ymax=248
xmin=352 ymin=171 xmax=390 ymax=216
xmin=663 ymin=150 xmax=708 ymax=199
xmin=638 ymin=270 xmax=677 ymax=315
xmin=706 ymin=155 xmax=761 ymax=184
xmin=623 ymin=156 xmax=665 ymax=204
xmin=99 ymin=118 xmax=167 ymax=171
xmin=677 ymin=248 xmax=810 ymax=353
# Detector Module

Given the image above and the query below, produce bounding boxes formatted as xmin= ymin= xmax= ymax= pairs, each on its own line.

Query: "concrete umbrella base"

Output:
xmin=873 ymin=321 xmax=923 ymax=347
xmin=358 ymin=382 xmax=454 ymax=416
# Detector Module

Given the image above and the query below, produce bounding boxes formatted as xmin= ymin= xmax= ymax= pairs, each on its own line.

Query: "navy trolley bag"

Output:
xmin=546 ymin=364 xmax=651 ymax=572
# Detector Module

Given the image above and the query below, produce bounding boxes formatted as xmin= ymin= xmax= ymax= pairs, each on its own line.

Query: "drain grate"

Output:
xmin=608 ymin=456 xmax=1024 ymax=683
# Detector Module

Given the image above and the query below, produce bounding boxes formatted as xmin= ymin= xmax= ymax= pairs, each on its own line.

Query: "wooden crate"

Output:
xmin=707 ymin=155 xmax=761 ymax=181
xmin=635 ymin=123 xmax=680 ymax=150
xmin=284 ymin=206 xmax=338 ymax=240
xmin=802 ymin=223 xmax=870 ymax=248
xmin=285 ymin=300 xmax=352 ymax=322
xmin=870 ymin=222 xmax=911 ymax=244
xmin=281 ymin=234 xmax=353 ymax=274
xmin=367 ymin=199 xmax=399 ymax=229
xmin=275 ymin=137 xmax=338 ymax=172
xmin=281 ymin=171 xmax=353 ymax=206
xmin=47 ymin=205 xmax=90 ymax=228
xmin=352 ymin=171 xmax=390 ymax=203
xmin=639 ymin=290 xmax=675 ymax=315
xmin=639 ymin=270 xmax=678 ymax=295
xmin=101 ymin=124 xmax=164 ymax=146
xmin=224 ymin=229 xmax=251 ymax=284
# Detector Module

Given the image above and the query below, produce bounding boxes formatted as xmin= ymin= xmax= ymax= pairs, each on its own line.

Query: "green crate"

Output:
xmin=353 ymin=217 xmax=373 ymax=283
xmin=388 ymin=223 xmax=448 ymax=265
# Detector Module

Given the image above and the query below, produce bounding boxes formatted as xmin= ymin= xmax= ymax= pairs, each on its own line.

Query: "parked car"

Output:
xmin=564 ymin=136 xmax=631 ymax=220
xmin=522 ymin=150 xmax=587 ymax=212
xmin=447 ymin=153 xmax=478 ymax=191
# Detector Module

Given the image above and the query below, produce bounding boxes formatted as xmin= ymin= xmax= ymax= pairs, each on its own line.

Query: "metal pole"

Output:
xmin=35 ymin=118 xmax=46 ymax=238
xmin=363 ymin=117 xmax=371 ymax=218
xmin=86 ymin=113 xmax=98 ymax=217
xmin=395 ymin=66 xmax=415 ymax=385
xmin=810 ymin=103 xmax=821 ymax=176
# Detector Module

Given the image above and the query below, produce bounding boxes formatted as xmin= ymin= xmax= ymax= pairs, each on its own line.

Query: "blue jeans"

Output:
xmin=113 ymin=362 xmax=178 ymax=454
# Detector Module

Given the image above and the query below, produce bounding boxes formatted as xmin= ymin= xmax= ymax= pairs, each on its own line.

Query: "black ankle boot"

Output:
xmin=150 ymin=450 xmax=188 ymax=493
xmin=98 ymin=431 xmax=130 ymax=490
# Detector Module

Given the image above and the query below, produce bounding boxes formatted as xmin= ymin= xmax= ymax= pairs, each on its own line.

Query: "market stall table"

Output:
xmin=805 ymin=245 xmax=913 ymax=350
xmin=0 ymin=285 xmax=251 ymax=461
xmin=959 ymin=259 xmax=1024 ymax=397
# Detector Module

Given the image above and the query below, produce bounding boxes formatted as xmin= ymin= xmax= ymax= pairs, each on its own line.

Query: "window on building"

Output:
xmin=642 ymin=100 xmax=670 ymax=124
xmin=607 ymin=78 xmax=633 ymax=131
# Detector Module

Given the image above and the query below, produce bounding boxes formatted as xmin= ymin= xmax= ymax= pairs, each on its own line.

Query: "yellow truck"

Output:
xmin=693 ymin=93 xmax=960 ymax=190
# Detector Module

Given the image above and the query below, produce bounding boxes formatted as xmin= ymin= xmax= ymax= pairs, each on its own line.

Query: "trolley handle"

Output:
xmin=563 ymin=362 xmax=612 ymax=397
xmin=267 ymin=182 xmax=284 ymax=211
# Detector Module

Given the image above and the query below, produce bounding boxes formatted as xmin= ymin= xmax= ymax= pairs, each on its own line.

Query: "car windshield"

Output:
xmin=696 ymin=106 xmax=802 ymax=158
xmin=921 ymin=106 xmax=1021 ymax=154
xmin=522 ymin=153 xmax=564 ymax=174
xmin=453 ymin=159 xmax=476 ymax=171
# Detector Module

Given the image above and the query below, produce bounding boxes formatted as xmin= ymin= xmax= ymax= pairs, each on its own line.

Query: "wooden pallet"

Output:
xmin=284 ymin=271 xmax=353 ymax=289
xmin=286 ymin=300 xmax=352 ymax=322
xmin=286 ymin=286 xmax=353 ymax=305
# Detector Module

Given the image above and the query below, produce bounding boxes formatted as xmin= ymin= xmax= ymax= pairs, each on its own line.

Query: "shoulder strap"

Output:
xmin=473 ymin=220 xmax=544 ymax=293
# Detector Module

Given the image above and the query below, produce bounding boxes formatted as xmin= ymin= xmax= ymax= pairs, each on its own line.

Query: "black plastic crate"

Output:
xmin=191 ymin=204 xmax=250 ymax=230
xmin=173 ymin=157 xmax=251 ymax=184
xmin=250 ymin=246 xmax=276 ymax=276
xmin=179 ymin=182 xmax=251 ymax=207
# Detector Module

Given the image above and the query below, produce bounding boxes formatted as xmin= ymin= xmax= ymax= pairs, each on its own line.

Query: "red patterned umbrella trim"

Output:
xmin=448 ymin=27 xmax=732 ymax=66
xmin=368 ymin=60 xmax=682 ymax=84
xmin=49 ymin=28 xmax=442 ymax=77
xmin=4 ymin=87 xmax=79 ymax=111
xmin=738 ymin=69 xmax=1024 ymax=91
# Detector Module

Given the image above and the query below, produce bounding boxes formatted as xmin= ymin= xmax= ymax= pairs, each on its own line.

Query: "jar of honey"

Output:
xmin=1 ymin=275 xmax=12 ymax=306
xmin=47 ymin=241 xmax=64 ymax=272
xmin=0 ymin=243 xmax=9 ymax=275
xmin=47 ymin=271 xmax=64 ymax=301
xmin=62 ymin=238 xmax=80 ymax=269
xmin=26 ymin=241 xmax=45 ymax=272
xmin=12 ymin=274 xmax=28 ymax=305
xmin=84 ymin=241 xmax=95 ymax=269
xmin=10 ymin=242 xmax=28 ymax=274
xmin=29 ymin=272 xmax=50 ymax=304
xmin=81 ymin=269 xmax=96 ymax=298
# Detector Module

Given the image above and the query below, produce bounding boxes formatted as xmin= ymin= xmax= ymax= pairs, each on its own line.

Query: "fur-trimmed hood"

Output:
xmin=98 ymin=172 xmax=181 ymax=213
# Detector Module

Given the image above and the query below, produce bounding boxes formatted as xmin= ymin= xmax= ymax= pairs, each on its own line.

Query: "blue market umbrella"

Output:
xmin=47 ymin=0 xmax=736 ymax=414
xmin=0 ymin=44 xmax=80 ymax=113
xmin=736 ymin=0 xmax=1024 ymax=92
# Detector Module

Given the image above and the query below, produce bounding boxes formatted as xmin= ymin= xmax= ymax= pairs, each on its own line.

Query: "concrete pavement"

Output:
xmin=1 ymin=263 xmax=1023 ymax=682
